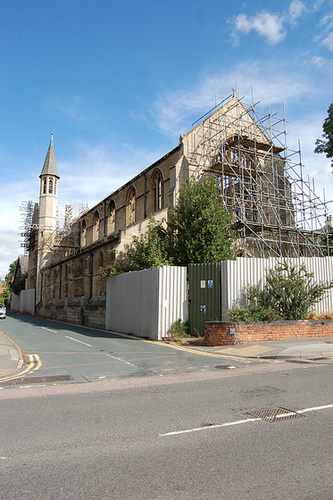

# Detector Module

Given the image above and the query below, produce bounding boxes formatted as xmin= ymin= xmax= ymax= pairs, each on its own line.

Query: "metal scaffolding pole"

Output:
xmin=187 ymin=92 xmax=332 ymax=258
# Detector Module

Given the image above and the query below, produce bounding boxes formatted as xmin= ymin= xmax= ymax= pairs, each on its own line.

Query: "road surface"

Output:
xmin=0 ymin=356 xmax=332 ymax=499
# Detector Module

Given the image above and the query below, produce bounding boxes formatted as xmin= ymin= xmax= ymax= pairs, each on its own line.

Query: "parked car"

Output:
xmin=0 ymin=304 xmax=6 ymax=319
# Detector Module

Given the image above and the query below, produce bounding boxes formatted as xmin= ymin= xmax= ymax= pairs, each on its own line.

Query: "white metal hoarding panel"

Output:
xmin=106 ymin=266 xmax=187 ymax=340
xmin=158 ymin=266 xmax=188 ymax=339
xmin=22 ymin=289 xmax=35 ymax=315
xmin=106 ymin=268 xmax=159 ymax=339
xmin=221 ymin=257 xmax=333 ymax=320
xmin=11 ymin=289 xmax=35 ymax=315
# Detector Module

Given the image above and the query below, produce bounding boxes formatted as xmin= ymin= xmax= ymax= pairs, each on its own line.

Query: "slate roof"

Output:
xmin=40 ymin=133 xmax=59 ymax=179
xmin=17 ymin=254 xmax=29 ymax=275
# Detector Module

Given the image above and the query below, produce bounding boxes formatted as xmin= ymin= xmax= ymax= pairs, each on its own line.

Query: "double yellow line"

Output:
xmin=158 ymin=342 xmax=254 ymax=363
xmin=0 ymin=354 xmax=42 ymax=383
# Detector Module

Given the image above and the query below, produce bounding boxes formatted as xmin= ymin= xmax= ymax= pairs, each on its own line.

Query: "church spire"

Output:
xmin=40 ymin=133 xmax=59 ymax=179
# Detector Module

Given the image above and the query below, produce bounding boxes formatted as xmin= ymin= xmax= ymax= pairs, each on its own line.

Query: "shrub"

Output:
xmin=99 ymin=217 xmax=171 ymax=277
xmin=229 ymin=263 xmax=333 ymax=322
xmin=167 ymin=319 xmax=190 ymax=338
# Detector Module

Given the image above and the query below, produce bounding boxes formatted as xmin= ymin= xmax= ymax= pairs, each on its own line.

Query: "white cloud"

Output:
xmin=320 ymin=12 xmax=333 ymax=29
xmin=230 ymin=1 xmax=308 ymax=46
xmin=323 ymin=31 xmax=333 ymax=50
xmin=318 ymin=11 xmax=333 ymax=51
xmin=232 ymin=12 xmax=286 ymax=45
xmin=151 ymin=63 xmax=312 ymax=138
xmin=309 ymin=55 xmax=326 ymax=67
xmin=289 ymin=0 xmax=307 ymax=23
xmin=0 ymin=231 xmax=22 ymax=280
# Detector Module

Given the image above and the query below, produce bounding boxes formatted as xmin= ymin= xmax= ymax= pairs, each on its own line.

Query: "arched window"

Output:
xmin=81 ymin=219 xmax=87 ymax=247
xmin=49 ymin=178 xmax=53 ymax=194
xmin=107 ymin=200 xmax=116 ymax=234
xmin=152 ymin=170 xmax=163 ymax=212
xmin=54 ymin=179 xmax=57 ymax=195
xmin=43 ymin=179 xmax=47 ymax=194
xmin=126 ymin=187 xmax=136 ymax=225
xmin=93 ymin=211 xmax=100 ymax=242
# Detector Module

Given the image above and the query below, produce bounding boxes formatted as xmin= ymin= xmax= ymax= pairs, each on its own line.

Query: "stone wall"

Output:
xmin=37 ymin=296 xmax=106 ymax=329
xmin=205 ymin=320 xmax=333 ymax=346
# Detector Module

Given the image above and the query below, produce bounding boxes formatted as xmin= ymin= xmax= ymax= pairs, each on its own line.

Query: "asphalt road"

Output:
xmin=0 ymin=359 xmax=332 ymax=499
xmin=1 ymin=312 xmax=257 ymax=386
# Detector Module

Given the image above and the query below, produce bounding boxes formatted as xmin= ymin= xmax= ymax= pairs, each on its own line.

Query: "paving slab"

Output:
xmin=180 ymin=336 xmax=333 ymax=360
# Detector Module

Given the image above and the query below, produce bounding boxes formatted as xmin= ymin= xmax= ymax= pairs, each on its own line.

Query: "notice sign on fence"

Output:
xmin=200 ymin=280 xmax=206 ymax=288
xmin=208 ymin=280 xmax=213 ymax=288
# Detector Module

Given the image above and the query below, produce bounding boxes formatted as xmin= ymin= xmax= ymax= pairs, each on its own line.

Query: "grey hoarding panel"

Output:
xmin=106 ymin=266 xmax=187 ymax=340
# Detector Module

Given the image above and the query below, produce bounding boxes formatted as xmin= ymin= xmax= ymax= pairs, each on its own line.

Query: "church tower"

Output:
xmin=36 ymin=134 xmax=60 ymax=303
xmin=39 ymin=133 xmax=59 ymax=231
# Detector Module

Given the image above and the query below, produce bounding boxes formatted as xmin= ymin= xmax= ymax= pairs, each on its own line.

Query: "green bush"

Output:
xmin=229 ymin=263 xmax=333 ymax=322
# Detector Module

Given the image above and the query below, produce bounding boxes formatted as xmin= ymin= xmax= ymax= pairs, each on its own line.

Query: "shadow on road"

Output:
xmin=6 ymin=311 xmax=141 ymax=342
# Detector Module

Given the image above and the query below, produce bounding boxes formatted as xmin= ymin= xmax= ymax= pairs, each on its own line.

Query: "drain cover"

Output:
xmin=247 ymin=407 xmax=303 ymax=422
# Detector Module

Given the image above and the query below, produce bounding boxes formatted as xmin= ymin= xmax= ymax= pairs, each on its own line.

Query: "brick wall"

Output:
xmin=205 ymin=320 xmax=333 ymax=346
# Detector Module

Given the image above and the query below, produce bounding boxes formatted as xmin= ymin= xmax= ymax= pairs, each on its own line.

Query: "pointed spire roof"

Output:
xmin=40 ymin=133 xmax=59 ymax=179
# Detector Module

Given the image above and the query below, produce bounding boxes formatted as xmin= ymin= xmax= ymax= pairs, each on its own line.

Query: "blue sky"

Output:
xmin=1 ymin=0 xmax=333 ymax=279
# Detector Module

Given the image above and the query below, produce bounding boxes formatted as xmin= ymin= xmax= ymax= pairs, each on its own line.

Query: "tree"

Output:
xmin=1 ymin=260 xmax=18 ymax=307
xmin=100 ymin=176 xmax=236 ymax=278
xmin=166 ymin=175 xmax=236 ymax=266
xmin=314 ymin=103 xmax=333 ymax=168
xmin=229 ymin=262 xmax=333 ymax=322
xmin=11 ymin=273 xmax=27 ymax=295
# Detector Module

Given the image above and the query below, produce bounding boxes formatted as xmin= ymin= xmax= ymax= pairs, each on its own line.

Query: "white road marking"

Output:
xmin=42 ymin=327 xmax=58 ymax=333
xmin=298 ymin=403 xmax=333 ymax=414
xmin=160 ymin=403 xmax=333 ymax=437
xmin=106 ymin=353 xmax=142 ymax=369
xmin=65 ymin=336 xmax=92 ymax=347
xmin=160 ymin=417 xmax=261 ymax=436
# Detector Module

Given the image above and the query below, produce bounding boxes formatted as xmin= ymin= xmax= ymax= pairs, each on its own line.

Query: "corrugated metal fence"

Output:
xmin=188 ymin=263 xmax=221 ymax=336
xmin=11 ymin=289 xmax=36 ymax=315
xmin=188 ymin=257 xmax=333 ymax=336
xmin=221 ymin=257 xmax=333 ymax=320
xmin=106 ymin=266 xmax=188 ymax=340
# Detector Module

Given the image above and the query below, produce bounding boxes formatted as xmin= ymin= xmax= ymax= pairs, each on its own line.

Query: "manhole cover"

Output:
xmin=247 ymin=407 xmax=303 ymax=423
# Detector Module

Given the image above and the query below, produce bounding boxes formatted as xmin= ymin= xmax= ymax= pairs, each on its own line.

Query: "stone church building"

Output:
xmin=25 ymin=91 xmax=317 ymax=328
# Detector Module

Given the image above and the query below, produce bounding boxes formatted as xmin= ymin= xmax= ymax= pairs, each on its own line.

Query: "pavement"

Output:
xmin=0 ymin=328 xmax=333 ymax=380
xmin=183 ymin=335 xmax=333 ymax=361
xmin=0 ymin=330 xmax=24 ymax=378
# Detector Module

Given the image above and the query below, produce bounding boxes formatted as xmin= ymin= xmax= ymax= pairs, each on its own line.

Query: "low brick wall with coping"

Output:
xmin=204 ymin=320 xmax=333 ymax=346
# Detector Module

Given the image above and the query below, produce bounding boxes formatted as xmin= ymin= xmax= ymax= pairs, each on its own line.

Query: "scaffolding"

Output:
xmin=185 ymin=92 xmax=332 ymax=257
xmin=52 ymin=203 xmax=88 ymax=260
xmin=19 ymin=201 xmax=35 ymax=252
